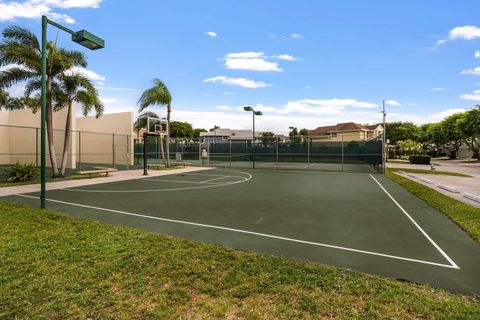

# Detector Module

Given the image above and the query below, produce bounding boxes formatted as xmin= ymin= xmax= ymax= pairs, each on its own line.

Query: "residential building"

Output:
xmin=309 ymin=122 xmax=383 ymax=142
xmin=199 ymin=128 xmax=261 ymax=144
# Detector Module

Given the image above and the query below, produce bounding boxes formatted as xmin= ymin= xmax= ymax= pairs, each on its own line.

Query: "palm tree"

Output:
xmin=0 ymin=89 xmax=24 ymax=110
xmin=137 ymin=79 xmax=172 ymax=167
xmin=134 ymin=111 xmax=166 ymax=166
xmin=54 ymin=73 xmax=103 ymax=176
xmin=0 ymin=26 xmax=87 ymax=177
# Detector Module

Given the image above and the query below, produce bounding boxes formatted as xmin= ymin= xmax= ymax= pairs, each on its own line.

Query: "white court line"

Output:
xmin=200 ymin=176 xmax=231 ymax=183
xmin=61 ymin=170 xmax=252 ymax=193
xmin=16 ymin=194 xmax=458 ymax=269
xmin=144 ymin=179 xmax=225 ymax=185
xmin=369 ymin=174 xmax=459 ymax=269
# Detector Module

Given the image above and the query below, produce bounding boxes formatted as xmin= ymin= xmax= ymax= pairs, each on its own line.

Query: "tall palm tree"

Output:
xmin=0 ymin=26 xmax=87 ymax=177
xmin=137 ymin=78 xmax=172 ymax=167
xmin=134 ymin=111 xmax=166 ymax=166
xmin=54 ymin=73 xmax=104 ymax=176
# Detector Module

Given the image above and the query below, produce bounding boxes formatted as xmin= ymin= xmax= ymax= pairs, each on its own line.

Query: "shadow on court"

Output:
xmin=3 ymin=168 xmax=480 ymax=295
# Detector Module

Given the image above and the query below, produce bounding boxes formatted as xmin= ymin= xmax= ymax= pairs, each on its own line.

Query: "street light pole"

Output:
xmin=243 ymin=106 xmax=262 ymax=169
xmin=382 ymin=100 xmax=387 ymax=174
xmin=40 ymin=15 xmax=104 ymax=209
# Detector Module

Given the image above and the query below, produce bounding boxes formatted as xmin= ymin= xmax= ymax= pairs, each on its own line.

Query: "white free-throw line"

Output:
xmin=199 ymin=176 xmax=231 ymax=183
xmin=368 ymin=174 xmax=459 ymax=269
xmin=16 ymin=194 xmax=458 ymax=269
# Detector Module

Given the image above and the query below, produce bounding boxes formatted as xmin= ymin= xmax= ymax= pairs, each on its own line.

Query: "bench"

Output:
xmin=78 ymin=167 xmax=117 ymax=177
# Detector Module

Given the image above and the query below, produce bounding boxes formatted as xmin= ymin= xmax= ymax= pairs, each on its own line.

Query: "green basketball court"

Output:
xmin=3 ymin=168 xmax=480 ymax=295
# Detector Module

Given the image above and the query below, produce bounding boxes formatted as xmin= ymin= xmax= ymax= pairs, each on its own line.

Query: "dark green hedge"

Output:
xmin=409 ymin=155 xmax=431 ymax=164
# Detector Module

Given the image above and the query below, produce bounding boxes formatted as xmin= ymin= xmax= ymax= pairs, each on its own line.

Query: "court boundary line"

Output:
xmin=369 ymin=174 xmax=459 ymax=269
xmin=16 ymin=194 xmax=458 ymax=269
xmin=61 ymin=170 xmax=252 ymax=193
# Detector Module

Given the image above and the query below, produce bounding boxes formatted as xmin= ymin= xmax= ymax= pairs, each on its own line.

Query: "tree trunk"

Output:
xmin=166 ymin=104 xmax=171 ymax=167
xmin=46 ymin=76 xmax=59 ymax=177
xmin=60 ymin=101 xmax=72 ymax=176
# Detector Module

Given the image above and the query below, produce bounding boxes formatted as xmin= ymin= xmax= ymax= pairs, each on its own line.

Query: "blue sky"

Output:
xmin=1 ymin=0 xmax=480 ymax=133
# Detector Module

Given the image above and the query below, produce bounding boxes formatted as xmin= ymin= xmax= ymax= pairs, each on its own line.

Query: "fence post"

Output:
xmin=229 ymin=139 xmax=232 ymax=167
xmin=35 ymin=128 xmax=39 ymax=166
xmin=341 ymin=136 xmax=344 ymax=172
xmin=276 ymin=137 xmax=279 ymax=168
xmin=307 ymin=137 xmax=310 ymax=168
xmin=78 ymin=131 xmax=82 ymax=171
xmin=126 ymin=135 xmax=130 ymax=170
xmin=112 ymin=133 xmax=116 ymax=168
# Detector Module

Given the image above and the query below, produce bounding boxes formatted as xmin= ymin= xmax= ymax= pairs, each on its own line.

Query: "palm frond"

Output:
xmin=137 ymin=78 xmax=172 ymax=112
xmin=2 ymin=26 xmax=40 ymax=52
xmin=0 ymin=67 xmax=37 ymax=89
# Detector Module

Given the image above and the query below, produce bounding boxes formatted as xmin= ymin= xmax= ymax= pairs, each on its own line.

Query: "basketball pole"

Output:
xmin=382 ymin=100 xmax=387 ymax=174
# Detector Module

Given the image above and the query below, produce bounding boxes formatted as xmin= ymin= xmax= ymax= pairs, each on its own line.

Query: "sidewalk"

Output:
xmin=387 ymin=160 xmax=480 ymax=208
xmin=0 ymin=167 xmax=211 ymax=197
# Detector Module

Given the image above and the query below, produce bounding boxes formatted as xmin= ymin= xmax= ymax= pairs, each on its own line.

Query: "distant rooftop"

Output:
xmin=309 ymin=122 xmax=382 ymax=136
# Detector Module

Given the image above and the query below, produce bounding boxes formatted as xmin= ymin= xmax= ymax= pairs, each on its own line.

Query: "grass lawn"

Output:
xmin=387 ymin=172 xmax=480 ymax=243
xmin=1 ymin=201 xmax=479 ymax=319
xmin=386 ymin=167 xmax=472 ymax=177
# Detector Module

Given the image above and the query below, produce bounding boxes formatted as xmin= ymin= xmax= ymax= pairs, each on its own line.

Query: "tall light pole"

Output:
xmin=40 ymin=16 xmax=104 ymax=209
xmin=289 ymin=126 xmax=296 ymax=142
xmin=381 ymin=100 xmax=387 ymax=174
xmin=243 ymin=106 xmax=262 ymax=169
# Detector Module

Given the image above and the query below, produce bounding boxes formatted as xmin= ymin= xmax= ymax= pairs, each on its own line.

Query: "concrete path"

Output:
xmin=387 ymin=160 xmax=480 ymax=208
xmin=0 ymin=167 xmax=212 ymax=197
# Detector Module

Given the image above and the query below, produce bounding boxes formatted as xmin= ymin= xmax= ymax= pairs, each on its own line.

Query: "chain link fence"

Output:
xmin=136 ymin=135 xmax=383 ymax=173
xmin=0 ymin=124 xmax=135 ymax=180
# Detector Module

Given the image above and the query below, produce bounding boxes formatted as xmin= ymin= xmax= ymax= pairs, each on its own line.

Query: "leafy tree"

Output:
xmin=417 ymin=123 xmax=439 ymax=156
xmin=170 ymin=121 xmax=194 ymax=138
xmin=54 ymin=73 xmax=103 ymax=176
xmin=138 ymin=79 xmax=172 ymax=167
xmin=0 ymin=26 xmax=88 ymax=177
xmin=396 ymin=139 xmax=422 ymax=156
xmin=193 ymin=128 xmax=207 ymax=139
xmin=458 ymin=105 xmax=480 ymax=159
xmin=299 ymin=128 xmax=309 ymax=142
xmin=289 ymin=127 xmax=300 ymax=143
xmin=261 ymin=131 xmax=275 ymax=146
xmin=385 ymin=122 xmax=418 ymax=144
xmin=209 ymin=125 xmax=220 ymax=132
xmin=438 ymin=113 xmax=464 ymax=159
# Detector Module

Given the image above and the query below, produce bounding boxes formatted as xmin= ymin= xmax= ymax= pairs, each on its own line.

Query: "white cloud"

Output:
xmin=213 ymin=105 xmax=232 ymax=110
xmin=460 ymin=89 xmax=480 ymax=101
xmin=290 ymin=33 xmax=305 ymax=39
xmin=271 ymin=54 xmax=297 ymax=61
xmin=225 ymin=52 xmax=265 ymax=59
xmin=475 ymin=51 xmax=480 ymax=58
xmin=204 ymin=76 xmax=272 ymax=89
xmin=66 ymin=67 xmax=106 ymax=82
xmin=99 ymin=97 xmax=116 ymax=104
xmin=224 ymin=52 xmax=282 ymax=72
xmin=433 ymin=87 xmax=446 ymax=91
xmin=221 ymin=91 xmax=232 ymax=95
xmin=0 ymin=0 xmax=102 ymax=23
xmin=407 ymin=102 xmax=416 ymax=106
xmin=430 ymin=108 xmax=466 ymax=121
xmin=461 ymin=67 xmax=480 ymax=75
xmin=437 ymin=25 xmax=480 ymax=45
xmin=385 ymin=100 xmax=400 ymax=106
xmin=305 ymin=86 xmax=312 ymax=89
xmin=205 ymin=31 xmax=218 ymax=37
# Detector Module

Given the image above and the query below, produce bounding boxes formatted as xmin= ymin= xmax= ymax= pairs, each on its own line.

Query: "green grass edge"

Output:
xmin=386 ymin=172 xmax=480 ymax=242
xmin=0 ymin=200 xmax=479 ymax=319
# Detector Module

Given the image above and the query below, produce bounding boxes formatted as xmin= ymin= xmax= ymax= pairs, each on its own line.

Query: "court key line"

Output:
xmin=17 ymin=194 xmax=458 ymax=269
xmin=369 ymin=174 xmax=459 ymax=269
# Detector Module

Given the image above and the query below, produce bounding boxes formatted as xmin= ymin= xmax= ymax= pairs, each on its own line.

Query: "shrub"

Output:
xmin=409 ymin=155 xmax=431 ymax=165
xmin=1 ymin=162 xmax=39 ymax=183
